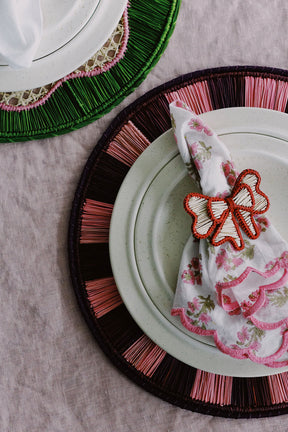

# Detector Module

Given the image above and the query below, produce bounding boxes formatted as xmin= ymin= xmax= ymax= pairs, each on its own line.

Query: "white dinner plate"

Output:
xmin=109 ymin=107 xmax=288 ymax=377
xmin=0 ymin=0 xmax=127 ymax=91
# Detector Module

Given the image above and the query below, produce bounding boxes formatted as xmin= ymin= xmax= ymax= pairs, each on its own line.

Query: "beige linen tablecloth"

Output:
xmin=2 ymin=1 xmax=288 ymax=430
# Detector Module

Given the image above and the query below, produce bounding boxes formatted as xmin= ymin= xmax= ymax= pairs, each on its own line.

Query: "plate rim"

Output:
xmin=0 ymin=0 xmax=127 ymax=91
xmin=109 ymin=106 xmax=288 ymax=377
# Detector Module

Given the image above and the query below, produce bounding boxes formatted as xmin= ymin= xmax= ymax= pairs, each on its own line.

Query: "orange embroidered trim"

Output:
xmin=184 ymin=169 xmax=270 ymax=250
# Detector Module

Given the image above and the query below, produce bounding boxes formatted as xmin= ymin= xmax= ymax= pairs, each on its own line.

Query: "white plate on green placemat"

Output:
xmin=0 ymin=0 xmax=127 ymax=91
xmin=109 ymin=107 xmax=288 ymax=377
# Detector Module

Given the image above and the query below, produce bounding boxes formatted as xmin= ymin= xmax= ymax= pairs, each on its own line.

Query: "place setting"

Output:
xmin=0 ymin=0 xmax=180 ymax=142
xmin=3 ymin=0 xmax=288 ymax=425
xmin=68 ymin=66 xmax=288 ymax=418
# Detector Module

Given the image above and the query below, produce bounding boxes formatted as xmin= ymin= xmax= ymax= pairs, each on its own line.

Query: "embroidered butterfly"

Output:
xmin=184 ymin=169 xmax=270 ymax=250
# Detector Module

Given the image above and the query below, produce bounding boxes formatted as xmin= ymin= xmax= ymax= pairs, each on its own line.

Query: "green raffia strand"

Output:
xmin=0 ymin=0 xmax=181 ymax=143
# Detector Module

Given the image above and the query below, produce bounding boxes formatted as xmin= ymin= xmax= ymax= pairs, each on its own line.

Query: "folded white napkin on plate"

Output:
xmin=170 ymin=100 xmax=288 ymax=367
xmin=0 ymin=0 xmax=42 ymax=69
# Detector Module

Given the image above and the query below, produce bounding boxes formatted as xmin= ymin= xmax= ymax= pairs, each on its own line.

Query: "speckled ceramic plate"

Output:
xmin=109 ymin=107 xmax=288 ymax=377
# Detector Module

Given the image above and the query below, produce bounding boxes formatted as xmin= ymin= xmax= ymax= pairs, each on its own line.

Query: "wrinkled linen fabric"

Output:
xmin=3 ymin=0 xmax=288 ymax=430
xmin=170 ymin=101 xmax=288 ymax=367
xmin=0 ymin=0 xmax=42 ymax=69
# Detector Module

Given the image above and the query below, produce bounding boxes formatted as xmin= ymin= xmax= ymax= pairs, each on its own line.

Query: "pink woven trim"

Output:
xmin=245 ymin=76 xmax=288 ymax=111
xmin=86 ymin=277 xmax=122 ymax=318
xmin=268 ymin=373 xmax=288 ymax=403
xmin=105 ymin=120 xmax=151 ymax=166
xmin=165 ymin=81 xmax=213 ymax=114
xmin=123 ymin=334 xmax=166 ymax=377
xmin=0 ymin=6 xmax=129 ymax=112
xmin=216 ymin=261 xmax=288 ymax=318
xmin=190 ymin=369 xmax=233 ymax=405
xmin=171 ymin=307 xmax=288 ymax=367
xmin=80 ymin=199 xmax=113 ymax=244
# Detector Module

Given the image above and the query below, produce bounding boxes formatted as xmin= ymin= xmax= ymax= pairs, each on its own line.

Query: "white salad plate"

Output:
xmin=0 ymin=0 xmax=127 ymax=91
xmin=109 ymin=107 xmax=288 ymax=377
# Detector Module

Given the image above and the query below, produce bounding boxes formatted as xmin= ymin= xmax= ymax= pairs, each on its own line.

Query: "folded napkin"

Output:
xmin=0 ymin=0 xmax=42 ymax=69
xmin=170 ymin=100 xmax=288 ymax=367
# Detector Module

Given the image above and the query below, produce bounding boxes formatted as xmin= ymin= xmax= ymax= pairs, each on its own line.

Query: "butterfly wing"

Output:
xmin=184 ymin=193 xmax=216 ymax=239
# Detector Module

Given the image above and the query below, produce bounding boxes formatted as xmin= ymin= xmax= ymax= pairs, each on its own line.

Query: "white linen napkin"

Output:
xmin=170 ymin=100 xmax=288 ymax=367
xmin=0 ymin=0 xmax=42 ymax=69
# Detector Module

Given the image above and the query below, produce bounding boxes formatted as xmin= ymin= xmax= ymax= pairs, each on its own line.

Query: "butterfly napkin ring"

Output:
xmin=184 ymin=169 xmax=270 ymax=250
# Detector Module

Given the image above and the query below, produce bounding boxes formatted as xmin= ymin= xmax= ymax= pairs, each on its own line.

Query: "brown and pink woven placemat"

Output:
xmin=69 ymin=66 xmax=288 ymax=418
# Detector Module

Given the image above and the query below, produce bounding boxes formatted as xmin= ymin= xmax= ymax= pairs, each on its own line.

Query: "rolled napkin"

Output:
xmin=0 ymin=0 xmax=43 ymax=69
xmin=170 ymin=100 xmax=288 ymax=367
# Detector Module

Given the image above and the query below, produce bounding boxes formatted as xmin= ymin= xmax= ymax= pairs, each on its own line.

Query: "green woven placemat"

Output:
xmin=0 ymin=0 xmax=180 ymax=143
